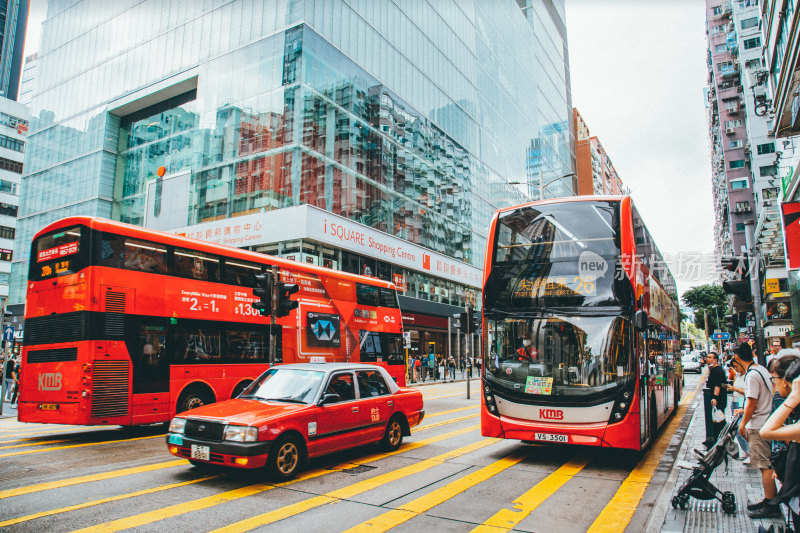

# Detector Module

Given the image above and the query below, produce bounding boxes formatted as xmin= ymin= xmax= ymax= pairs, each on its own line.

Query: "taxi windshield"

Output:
xmin=240 ymin=368 xmax=325 ymax=404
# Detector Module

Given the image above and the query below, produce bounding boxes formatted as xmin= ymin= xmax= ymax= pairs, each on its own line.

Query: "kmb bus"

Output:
xmin=20 ymin=217 xmax=405 ymax=426
xmin=480 ymin=196 xmax=682 ymax=450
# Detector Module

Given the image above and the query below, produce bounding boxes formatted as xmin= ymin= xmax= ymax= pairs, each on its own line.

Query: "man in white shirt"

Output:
xmin=733 ymin=342 xmax=780 ymax=518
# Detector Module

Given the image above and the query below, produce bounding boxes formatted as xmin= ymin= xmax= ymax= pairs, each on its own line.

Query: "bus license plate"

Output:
xmin=534 ymin=433 xmax=568 ymax=443
xmin=40 ymin=404 xmax=59 ymax=411
xmin=191 ymin=445 xmax=210 ymax=461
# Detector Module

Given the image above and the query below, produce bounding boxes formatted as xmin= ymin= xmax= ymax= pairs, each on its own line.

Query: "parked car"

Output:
xmin=166 ymin=363 xmax=424 ymax=479
xmin=681 ymin=354 xmax=702 ymax=373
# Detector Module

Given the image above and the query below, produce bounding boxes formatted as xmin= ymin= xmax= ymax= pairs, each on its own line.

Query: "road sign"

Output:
xmin=2 ymin=325 xmax=13 ymax=341
xmin=403 ymin=331 xmax=411 ymax=348
xmin=711 ymin=332 xmax=730 ymax=340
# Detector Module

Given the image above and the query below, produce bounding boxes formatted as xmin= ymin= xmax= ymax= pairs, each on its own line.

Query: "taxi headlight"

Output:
xmin=224 ymin=425 xmax=259 ymax=442
xmin=168 ymin=417 xmax=186 ymax=434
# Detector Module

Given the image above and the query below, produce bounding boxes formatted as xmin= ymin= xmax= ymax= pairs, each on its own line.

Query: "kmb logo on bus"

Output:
xmin=539 ymin=408 xmax=564 ymax=420
xmin=38 ymin=373 xmax=62 ymax=391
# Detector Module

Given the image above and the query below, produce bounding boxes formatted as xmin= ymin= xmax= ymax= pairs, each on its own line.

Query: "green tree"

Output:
xmin=681 ymin=284 xmax=729 ymax=333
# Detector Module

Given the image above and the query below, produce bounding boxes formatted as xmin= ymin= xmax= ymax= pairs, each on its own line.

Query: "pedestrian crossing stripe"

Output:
xmin=211 ymin=433 xmax=497 ymax=533
xmin=69 ymin=425 xmax=484 ymax=533
xmin=341 ymin=452 xmax=527 ymax=533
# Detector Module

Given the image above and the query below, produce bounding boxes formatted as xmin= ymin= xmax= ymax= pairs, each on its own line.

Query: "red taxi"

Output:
xmin=166 ymin=363 xmax=424 ymax=479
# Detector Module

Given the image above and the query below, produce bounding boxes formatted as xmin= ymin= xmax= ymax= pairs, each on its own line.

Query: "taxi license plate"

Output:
xmin=191 ymin=444 xmax=210 ymax=461
xmin=40 ymin=404 xmax=59 ymax=411
xmin=534 ymin=432 xmax=568 ymax=443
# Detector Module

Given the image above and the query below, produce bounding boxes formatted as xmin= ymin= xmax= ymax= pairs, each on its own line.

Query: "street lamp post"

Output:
xmin=538 ymin=171 xmax=577 ymax=201
xmin=712 ymin=304 xmax=721 ymax=352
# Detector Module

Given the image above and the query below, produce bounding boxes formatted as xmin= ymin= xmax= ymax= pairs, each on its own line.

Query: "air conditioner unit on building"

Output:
xmin=726 ymin=127 xmax=735 ymax=134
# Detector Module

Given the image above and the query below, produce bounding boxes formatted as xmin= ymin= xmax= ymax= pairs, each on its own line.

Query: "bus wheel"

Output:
xmin=177 ymin=388 xmax=213 ymax=413
xmin=267 ymin=434 xmax=304 ymax=481
xmin=231 ymin=380 xmax=252 ymax=399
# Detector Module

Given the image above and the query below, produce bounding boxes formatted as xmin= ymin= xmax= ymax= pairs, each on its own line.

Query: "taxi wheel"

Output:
xmin=381 ymin=417 xmax=404 ymax=451
xmin=268 ymin=435 xmax=303 ymax=481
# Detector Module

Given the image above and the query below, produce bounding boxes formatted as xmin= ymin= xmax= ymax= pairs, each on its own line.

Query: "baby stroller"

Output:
xmin=671 ymin=413 xmax=742 ymax=514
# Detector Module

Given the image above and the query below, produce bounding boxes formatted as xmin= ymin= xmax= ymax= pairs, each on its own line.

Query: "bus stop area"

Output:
xmin=648 ymin=386 xmax=788 ymax=533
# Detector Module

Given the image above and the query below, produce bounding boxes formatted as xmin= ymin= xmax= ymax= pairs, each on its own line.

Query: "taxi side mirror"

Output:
xmin=318 ymin=393 xmax=342 ymax=406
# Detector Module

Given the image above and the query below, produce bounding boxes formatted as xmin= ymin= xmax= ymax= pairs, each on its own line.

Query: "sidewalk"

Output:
xmin=652 ymin=393 xmax=788 ymax=532
xmin=0 ymin=400 xmax=16 ymax=419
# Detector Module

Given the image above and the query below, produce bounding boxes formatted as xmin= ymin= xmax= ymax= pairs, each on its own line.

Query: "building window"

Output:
xmin=0 ymin=203 xmax=16 ymax=217
xmin=715 ymin=43 xmax=729 ymax=53
xmin=730 ymin=179 xmax=748 ymax=190
xmin=0 ymin=226 xmax=14 ymax=239
xmin=712 ymin=5 xmax=722 ymax=15
xmin=729 ymin=140 xmax=743 ymax=149
xmin=711 ymin=24 xmax=725 ymax=34
xmin=717 ymin=60 xmax=733 ymax=71
xmin=0 ymin=248 xmax=11 ymax=261
xmin=760 ymin=164 xmax=777 ymax=176
xmin=0 ymin=156 xmax=22 ymax=174
xmin=745 ymin=58 xmax=763 ymax=69
xmin=724 ymin=119 xmax=743 ymax=128
xmin=743 ymin=37 xmax=762 ymax=50
xmin=741 ymin=17 xmax=759 ymax=29
xmin=0 ymin=134 xmax=23 ymax=153
xmin=734 ymin=201 xmax=750 ymax=212
xmin=729 ymin=159 xmax=746 ymax=169
xmin=735 ymin=223 xmax=746 ymax=232
xmin=757 ymin=142 xmax=775 ymax=155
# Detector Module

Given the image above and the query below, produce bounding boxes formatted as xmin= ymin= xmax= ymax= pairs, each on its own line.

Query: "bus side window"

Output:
xmin=123 ymin=238 xmax=167 ymax=274
xmin=98 ymin=233 xmax=123 ymax=268
xmin=356 ymin=284 xmax=379 ymax=306
xmin=174 ymin=249 xmax=220 ymax=282
xmin=223 ymin=260 xmax=261 ymax=287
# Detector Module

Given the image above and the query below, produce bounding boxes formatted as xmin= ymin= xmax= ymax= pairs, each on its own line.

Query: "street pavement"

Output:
xmin=648 ymin=370 xmax=789 ymax=533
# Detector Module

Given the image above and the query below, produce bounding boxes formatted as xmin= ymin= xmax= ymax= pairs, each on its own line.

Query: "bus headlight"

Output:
xmin=224 ymin=425 xmax=259 ymax=442
xmin=168 ymin=417 xmax=187 ymax=434
xmin=82 ymin=363 xmax=92 ymax=373
xmin=608 ymin=388 xmax=634 ymax=424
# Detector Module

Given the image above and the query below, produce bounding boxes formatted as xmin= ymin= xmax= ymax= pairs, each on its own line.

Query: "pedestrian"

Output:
xmin=3 ymin=356 xmax=13 ymax=402
xmin=732 ymin=341 xmax=781 ymax=519
xmin=475 ymin=356 xmax=482 ymax=376
xmin=460 ymin=356 xmax=466 ymax=377
xmin=467 ymin=357 xmax=473 ymax=378
xmin=704 ymin=351 xmax=728 ymax=446
xmin=10 ymin=357 xmax=19 ymax=407
xmin=725 ymin=358 xmax=750 ymax=460
xmin=420 ymin=354 xmax=428 ymax=382
xmin=448 ymin=356 xmax=456 ymax=381
xmin=760 ymin=360 xmax=800 ymax=530
xmin=413 ymin=356 xmax=421 ymax=383
xmin=767 ymin=340 xmax=782 ymax=367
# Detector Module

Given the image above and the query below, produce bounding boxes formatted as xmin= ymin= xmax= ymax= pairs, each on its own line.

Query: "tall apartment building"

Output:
xmin=0 ymin=97 xmax=26 ymax=305
xmin=759 ymin=0 xmax=800 ymax=343
xmin=13 ymin=0 xmax=574 ymax=355
xmin=707 ymin=0 xmax=792 ymax=344
xmin=573 ymin=108 xmax=625 ymax=196
xmin=0 ymin=0 xmax=28 ymax=101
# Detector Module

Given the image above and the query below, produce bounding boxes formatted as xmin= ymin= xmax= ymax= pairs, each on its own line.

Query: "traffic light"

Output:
xmin=252 ymin=271 xmax=274 ymax=316
xmin=276 ymin=281 xmax=300 ymax=317
xmin=451 ymin=312 xmax=461 ymax=329
xmin=469 ymin=308 xmax=481 ymax=333
xmin=459 ymin=311 xmax=470 ymax=332
xmin=721 ymin=255 xmax=752 ymax=303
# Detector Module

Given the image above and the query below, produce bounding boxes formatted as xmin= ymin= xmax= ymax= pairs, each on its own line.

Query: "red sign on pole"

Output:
xmin=782 ymin=201 xmax=800 ymax=270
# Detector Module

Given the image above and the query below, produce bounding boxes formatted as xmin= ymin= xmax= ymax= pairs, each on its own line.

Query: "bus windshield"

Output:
xmin=485 ymin=314 xmax=633 ymax=400
xmin=486 ymin=201 xmax=632 ymax=309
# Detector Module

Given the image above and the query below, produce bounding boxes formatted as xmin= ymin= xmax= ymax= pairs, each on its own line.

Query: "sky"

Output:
xmin=565 ymin=1 xmax=715 ymax=298
xmin=21 ymin=1 xmax=715 ymax=297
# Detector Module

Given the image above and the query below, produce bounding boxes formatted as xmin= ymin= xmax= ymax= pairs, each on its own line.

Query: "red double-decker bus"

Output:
xmin=480 ymin=196 xmax=681 ymax=450
xmin=20 ymin=217 xmax=405 ymax=426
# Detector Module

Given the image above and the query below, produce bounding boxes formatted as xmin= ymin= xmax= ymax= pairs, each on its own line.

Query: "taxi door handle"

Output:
xmin=387 ymin=401 xmax=393 ymax=407
xmin=352 ymin=407 xmax=359 ymax=412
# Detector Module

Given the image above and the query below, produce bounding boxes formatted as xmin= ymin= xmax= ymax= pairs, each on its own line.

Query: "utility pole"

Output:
xmin=704 ymin=308 xmax=710 ymax=353
xmin=744 ymin=220 xmax=766 ymax=365
xmin=0 ymin=296 xmax=7 ymax=416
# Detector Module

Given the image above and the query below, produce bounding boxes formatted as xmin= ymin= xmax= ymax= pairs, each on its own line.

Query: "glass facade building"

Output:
xmin=12 ymin=0 xmax=573 ymax=306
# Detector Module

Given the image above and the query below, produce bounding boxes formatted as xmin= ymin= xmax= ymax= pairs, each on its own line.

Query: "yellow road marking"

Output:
xmin=342 ymin=452 xmax=527 ymax=533
xmin=0 ymin=434 xmax=162 ymax=457
xmin=74 ymin=425 xmax=483 ymax=533
xmin=212 ymin=433 xmax=496 ymax=533
xmin=0 ymin=460 xmax=189 ymax=499
xmin=425 ymin=405 xmax=479 ymax=418
xmin=586 ymin=381 xmax=702 ymax=533
xmin=0 ymin=438 xmax=69 ymax=449
xmin=413 ymin=413 xmax=479 ymax=432
xmin=0 ymin=476 xmax=216 ymax=527
xmin=471 ymin=457 xmax=591 ymax=532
